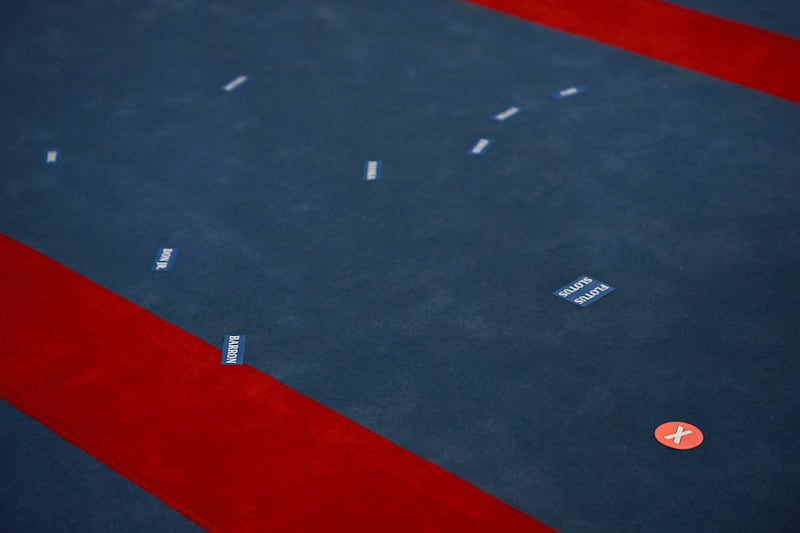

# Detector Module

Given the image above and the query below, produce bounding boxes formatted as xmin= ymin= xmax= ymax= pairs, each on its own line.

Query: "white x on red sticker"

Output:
xmin=664 ymin=425 xmax=693 ymax=445
xmin=654 ymin=421 xmax=704 ymax=450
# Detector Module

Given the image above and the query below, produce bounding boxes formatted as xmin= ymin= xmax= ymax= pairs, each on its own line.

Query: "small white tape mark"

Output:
xmin=493 ymin=106 xmax=520 ymax=121
xmin=223 ymin=75 xmax=249 ymax=92
xmin=365 ymin=160 xmax=379 ymax=181
xmin=469 ymin=138 xmax=491 ymax=155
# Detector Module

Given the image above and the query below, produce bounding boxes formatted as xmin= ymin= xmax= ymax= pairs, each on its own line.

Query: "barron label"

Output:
xmin=221 ymin=335 xmax=246 ymax=365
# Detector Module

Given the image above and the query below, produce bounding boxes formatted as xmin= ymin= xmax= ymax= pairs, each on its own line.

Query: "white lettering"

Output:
xmin=226 ymin=337 xmax=240 ymax=361
xmin=559 ymin=277 xmax=595 ymax=297
xmin=225 ymin=336 xmax=240 ymax=363
xmin=573 ymin=284 xmax=610 ymax=304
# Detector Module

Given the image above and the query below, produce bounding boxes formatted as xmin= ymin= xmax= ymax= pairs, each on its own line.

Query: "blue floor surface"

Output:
xmin=2 ymin=1 xmax=799 ymax=531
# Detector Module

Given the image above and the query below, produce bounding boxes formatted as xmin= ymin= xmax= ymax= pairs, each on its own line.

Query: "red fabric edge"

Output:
xmin=0 ymin=233 xmax=554 ymax=531
xmin=463 ymin=0 xmax=800 ymax=104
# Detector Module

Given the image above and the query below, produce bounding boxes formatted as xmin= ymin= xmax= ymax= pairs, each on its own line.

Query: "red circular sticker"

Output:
xmin=654 ymin=421 xmax=704 ymax=450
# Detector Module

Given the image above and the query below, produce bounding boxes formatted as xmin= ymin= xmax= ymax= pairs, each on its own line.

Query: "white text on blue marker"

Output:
xmin=573 ymin=284 xmax=612 ymax=305
xmin=557 ymin=276 xmax=594 ymax=297
xmin=153 ymin=248 xmax=176 ymax=271
xmin=226 ymin=336 xmax=240 ymax=364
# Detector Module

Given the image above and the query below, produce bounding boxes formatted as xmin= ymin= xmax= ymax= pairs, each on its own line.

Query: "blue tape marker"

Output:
xmin=221 ymin=335 xmax=246 ymax=365
xmin=364 ymin=160 xmax=382 ymax=181
xmin=493 ymin=106 xmax=521 ymax=121
xmin=553 ymin=275 xmax=615 ymax=307
xmin=44 ymin=148 xmax=62 ymax=166
xmin=151 ymin=247 xmax=178 ymax=271
xmin=552 ymin=86 xmax=586 ymax=99
xmin=468 ymin=138 xmax=493 ymax=156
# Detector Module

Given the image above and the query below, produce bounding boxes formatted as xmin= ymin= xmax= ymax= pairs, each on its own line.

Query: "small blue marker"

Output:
xmin=221 ymin=335 xmax=246 ymax=365
xmin=553 ymin=275 xmax=615 ymax=307
xmin=152 ymin=247 xmax=178 ymax=271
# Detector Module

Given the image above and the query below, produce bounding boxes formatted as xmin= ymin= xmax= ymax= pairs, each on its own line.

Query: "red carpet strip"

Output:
xmin=464 ymin=0 xmax=800 ymax=104
xmin=0 ymin=233 xmax=552 ymax=531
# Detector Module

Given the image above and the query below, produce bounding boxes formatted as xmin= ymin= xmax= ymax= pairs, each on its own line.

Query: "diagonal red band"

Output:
xmin=464 ymin=0 xmax=800 ymax=104
xmin=0 ymin=233 xmax=552 ymax=531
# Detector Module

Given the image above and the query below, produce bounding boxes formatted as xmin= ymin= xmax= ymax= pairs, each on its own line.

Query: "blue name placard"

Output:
xmin=151 ymin=247 xmax=178 ymax=271
xmin=553 ymin=275 xmax=615 ymax=307
xmin=221 ymin=335 xmax=246 ymax=365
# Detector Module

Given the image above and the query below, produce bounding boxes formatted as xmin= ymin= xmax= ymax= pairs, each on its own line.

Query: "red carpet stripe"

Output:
xmin=464 ymin=0 xmax=800 ymax=104
xmin=0 ymin=234 xmax=552 ymax=532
